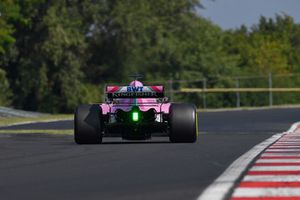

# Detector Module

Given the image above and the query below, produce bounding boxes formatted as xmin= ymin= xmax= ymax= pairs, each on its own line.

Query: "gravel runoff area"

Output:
xmin=0 ymin=106 xmax=48 ymax=118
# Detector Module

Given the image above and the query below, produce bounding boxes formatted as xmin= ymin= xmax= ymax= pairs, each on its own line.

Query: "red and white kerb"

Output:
xmin=230 ymin=125 xmax=300 ymax=200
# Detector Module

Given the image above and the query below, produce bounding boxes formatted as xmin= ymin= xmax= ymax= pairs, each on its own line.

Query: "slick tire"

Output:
xmin=74 ymin=104 xmax=103 ymax=144
xmin=169 ymin=103 xmax=198 ymax=143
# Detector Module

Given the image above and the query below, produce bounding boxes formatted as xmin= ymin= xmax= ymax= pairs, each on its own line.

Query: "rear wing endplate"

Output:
xmin=106 ymin=86 xmax=164 ymax=98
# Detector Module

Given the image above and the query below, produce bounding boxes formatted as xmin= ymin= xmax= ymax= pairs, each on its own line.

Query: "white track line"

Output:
xmin=266 ymin=149 xmax=300 ymax=152
xmin=275 ymin=142 xmax=300 ymax=144
xmin=277 ymin=141 xmax=300 ymax=143
xmin=279 ymin=136 xmax=300 ymax=138
xmin=197 ymin=122 xmax=300 ymax=200
xmin=250 ymin=166 xmax=300 ymax=171
xmin=0 ymin=118 xmax=72 ymax=128
xmin=270 ymin=146 xmax=300 ymax=148
xmin=256 ymin=159 xmax=300 ymax=163
xmin=262 ymin=153 xmax=300 ymax=156
xmin=287 ymin=122 xmax=300 ymax=133
xmin=232 ymin=188 xmax=300 ymax=197
xmin=244 ymin=175 xmax=300 ymax=182
xmin=196 ymin=133 xmax=283 ymax=200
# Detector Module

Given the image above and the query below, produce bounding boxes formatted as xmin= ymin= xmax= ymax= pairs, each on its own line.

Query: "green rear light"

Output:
xmin=132 ymin=112 xmax=139 ymax=122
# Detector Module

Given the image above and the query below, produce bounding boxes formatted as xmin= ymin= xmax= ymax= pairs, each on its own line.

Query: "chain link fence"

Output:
xmin=102 ymin=73 xmax=300 ymax=109
xmin=148 ymin=73 xmax=300 ymax=109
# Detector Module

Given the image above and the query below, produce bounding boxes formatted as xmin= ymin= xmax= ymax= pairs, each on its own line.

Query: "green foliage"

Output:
xmin=217 ymin=15 xmax=300 ymax=108
xmin=4 ymin=0 xmax=90 ymax=112
xmin=0 ymin=0 xmax=20 ymax=53
xmin=0 ymin=69 xmax=12 ymax=106
xmin=1 ymin=1 xmax=300 ymax=111
xmin=225 ymin=15 xmax=300 ymax=75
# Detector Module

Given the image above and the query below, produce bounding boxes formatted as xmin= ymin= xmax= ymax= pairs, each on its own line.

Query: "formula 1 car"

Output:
xmin=74 ymin=79 xmax=198 ymax=144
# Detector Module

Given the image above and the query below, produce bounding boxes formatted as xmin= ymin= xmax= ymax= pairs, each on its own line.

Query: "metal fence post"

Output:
xmin=103 ymin=85 xmax=106 ymax=102
xmin=169 ymin=78 xmax=173 ymax=101
xmin=203 ymin=79 xmax=207 ymax=109
xmin=269 ymin=72 xmax=273 ymax=107
xmin=236 ymin=78 xmax=240 ymax=108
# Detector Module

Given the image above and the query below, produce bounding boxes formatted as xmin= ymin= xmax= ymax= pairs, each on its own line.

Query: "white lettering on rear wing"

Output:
xmin=106 ymin=86 xmax=164 ymax=98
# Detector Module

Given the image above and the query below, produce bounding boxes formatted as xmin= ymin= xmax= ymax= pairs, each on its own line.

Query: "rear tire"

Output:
xmin=169 ymin=103 xmax=198 ymax=143
xmin=74 ymin=104 xmax=103 ymax=144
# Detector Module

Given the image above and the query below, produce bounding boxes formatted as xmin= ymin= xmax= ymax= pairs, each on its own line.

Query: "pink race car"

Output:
xmin=74 ymin=79 xmax=198 ymax=144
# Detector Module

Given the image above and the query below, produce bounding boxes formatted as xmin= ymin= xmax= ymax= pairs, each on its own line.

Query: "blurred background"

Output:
xmin=1 ymin=0 xmax=300 ymax=113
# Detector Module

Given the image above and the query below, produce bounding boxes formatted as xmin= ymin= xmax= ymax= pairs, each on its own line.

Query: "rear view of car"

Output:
xmin=74 ymin=79 xmax=198 ymax=144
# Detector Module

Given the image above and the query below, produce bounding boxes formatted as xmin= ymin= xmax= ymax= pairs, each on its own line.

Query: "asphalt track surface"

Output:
xmin=1 ymin=108 xmax=300 ymax=200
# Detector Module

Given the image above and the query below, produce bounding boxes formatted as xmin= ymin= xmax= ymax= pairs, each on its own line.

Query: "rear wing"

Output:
xmin=106 ymin=86 xmax=164 ymax=98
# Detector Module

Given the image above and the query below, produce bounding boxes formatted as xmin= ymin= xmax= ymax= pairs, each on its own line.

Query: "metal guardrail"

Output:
xmin=180 ymin=88 xmax=300 ymax=93
xmin=178 ymin=87 xmax=300 ymax=109
xmin=168 ymin=73 xmax=300 ymax=108
xmin=104 ymin=73 xmax=300 ymax=109
xmin=0 ymin=106 xmax=47 ymax=118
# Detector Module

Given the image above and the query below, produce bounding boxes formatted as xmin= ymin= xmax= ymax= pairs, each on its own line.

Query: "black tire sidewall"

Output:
xmin=74 ymin=104 xmax=103 ymax=144
xmin=169 ymin=103 xmax=197 ymax=143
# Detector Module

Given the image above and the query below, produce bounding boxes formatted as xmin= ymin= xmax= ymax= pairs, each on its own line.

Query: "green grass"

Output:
xmin=0 ymin=129 xmax=73 ymax=135
xmin=0 ymin=114 xmax=73 ymax=126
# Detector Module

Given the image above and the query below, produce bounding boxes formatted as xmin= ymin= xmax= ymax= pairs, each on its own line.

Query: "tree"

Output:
xmin=0 ymin=69 xmax=12 ymax=106
xmin=0 ymin=0 xmax=19 ymax=54
xmin=5 ymin=0 xmax=90 ymax=112
xmin=82 ymin=0 xmax=203 ymax=82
